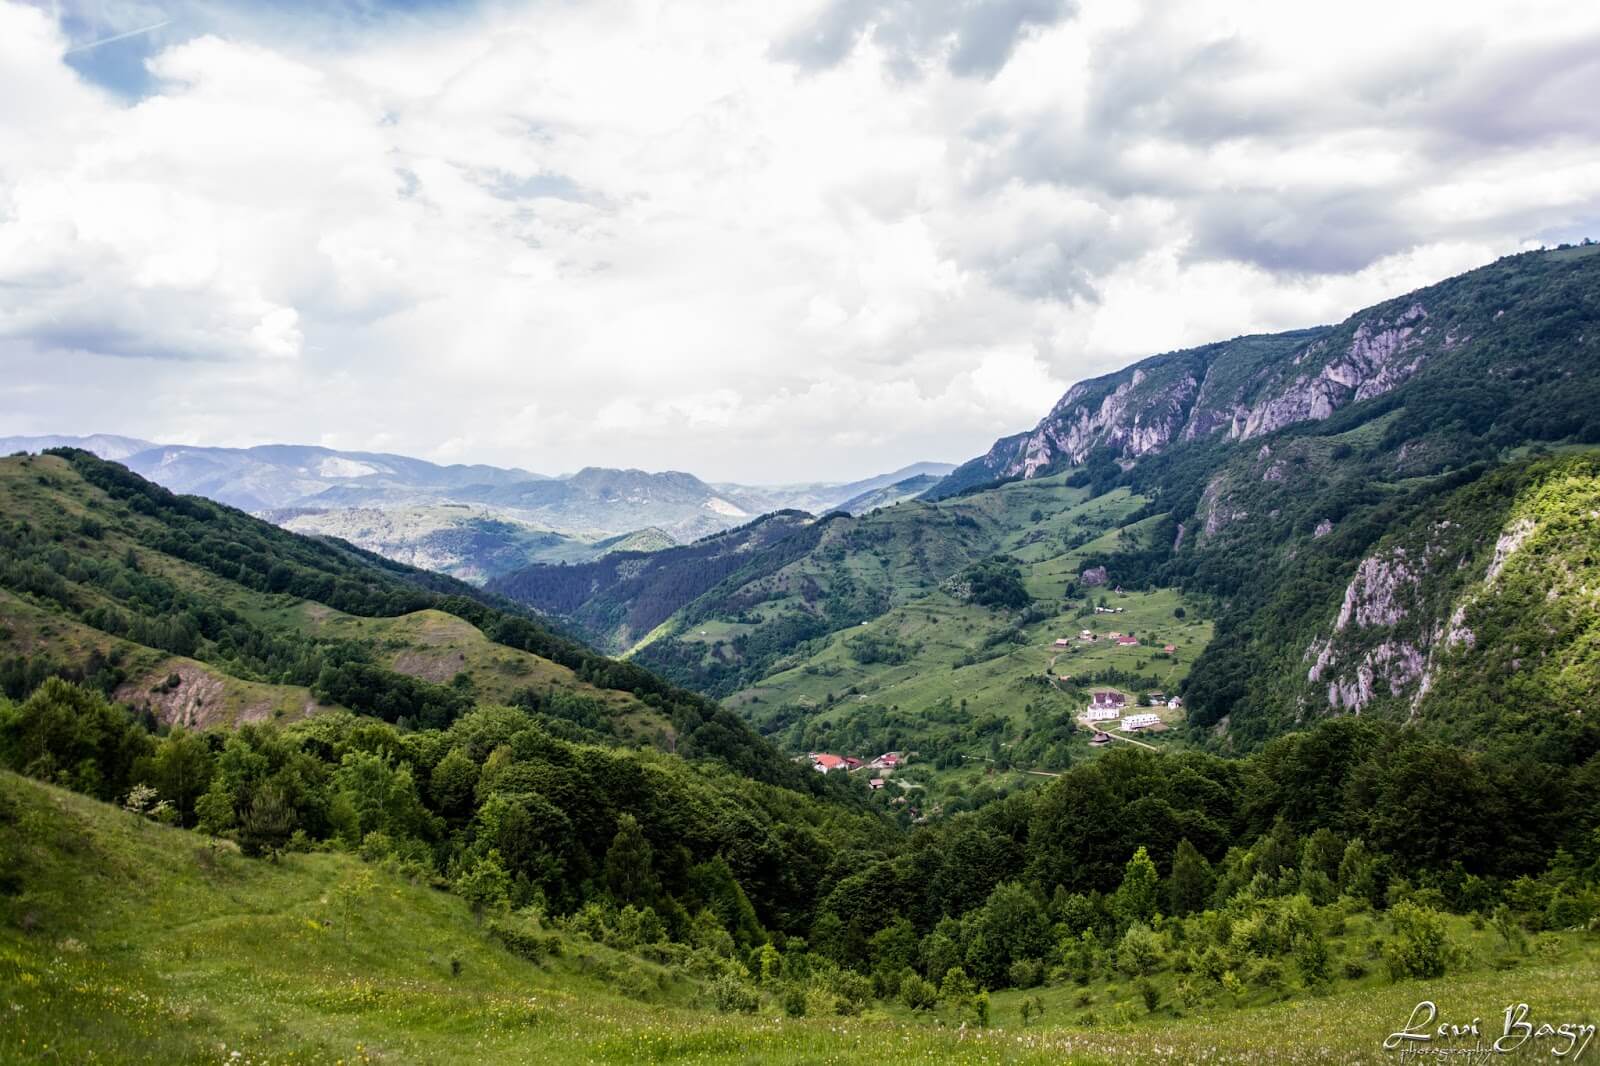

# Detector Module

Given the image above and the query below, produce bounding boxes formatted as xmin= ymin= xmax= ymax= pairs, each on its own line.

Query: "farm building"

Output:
xmin=1116 ymin=635 xmax=1139 ymax=646
xmin=1090 ymin=690 xmax=1127 ymax=709
xmin=1121 ymin=713 xmax=1162 ymax=732
xmin=810 ymin=753 xmax=847 ymax=773
xmin=1084 ymin=707 xmax=1120 ymax=722
xmin=1054 ymin=637 xmax=1072 ymax=647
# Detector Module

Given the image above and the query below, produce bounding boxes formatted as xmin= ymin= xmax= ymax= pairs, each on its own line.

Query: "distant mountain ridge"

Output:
xmin=0 ymin=434 xmax=950 ymax=584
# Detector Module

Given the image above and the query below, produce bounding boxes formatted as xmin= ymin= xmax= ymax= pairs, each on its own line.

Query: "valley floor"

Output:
xmin=4 ymin=771 xmax=1593 ymax=1065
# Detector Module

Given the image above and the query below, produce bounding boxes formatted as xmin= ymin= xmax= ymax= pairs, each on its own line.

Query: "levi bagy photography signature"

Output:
xmin=1385 ymin=1001 xmax=1596 ymax=1060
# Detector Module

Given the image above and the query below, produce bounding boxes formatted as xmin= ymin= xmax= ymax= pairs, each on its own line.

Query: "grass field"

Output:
xmin=3 ymin=770 xmax=1594 ymax=1064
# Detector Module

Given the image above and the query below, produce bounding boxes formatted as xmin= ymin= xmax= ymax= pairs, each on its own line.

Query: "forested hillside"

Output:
xmin=494 ymin=246 xmax=1600 ymax=776
xmin=0 ymin=449 xmax=815 ymax=789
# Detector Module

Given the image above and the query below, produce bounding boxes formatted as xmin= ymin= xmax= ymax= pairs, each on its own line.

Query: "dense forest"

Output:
xmin=4 ymin=675 xmax=1597 ymax=1018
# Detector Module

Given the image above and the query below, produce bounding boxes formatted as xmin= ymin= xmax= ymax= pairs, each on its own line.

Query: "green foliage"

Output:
xmin=1117 ymin=923 xmax=1164 ymax=977
xmin=948 ymin=556 xmax=1032 ymax=610
xmin=708 ymin=972 xmax=760 ymax=1014
xmin=604 ymin=813 xmax=659 ymax=906
xmin=1115 ymin=846 xmax=1160 ymax=927
xmin=1384 ymin=901 xmax=1457 ymax=980
xmin=1168 ymin=839 xmax=1214 ymax=915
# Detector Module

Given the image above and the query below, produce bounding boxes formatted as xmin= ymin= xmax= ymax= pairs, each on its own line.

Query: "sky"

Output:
xmin=2 ymin=0 xmax=1599 ymax=483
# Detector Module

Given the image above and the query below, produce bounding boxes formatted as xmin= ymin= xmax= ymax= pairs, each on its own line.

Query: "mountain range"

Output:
xmin=0 ymin=433 xmax=953 ymax=583
xmin=487 ymin=243 xmax=1600 ymax=768
xmin=5 ymin=246 xmax=1600 ymax=1062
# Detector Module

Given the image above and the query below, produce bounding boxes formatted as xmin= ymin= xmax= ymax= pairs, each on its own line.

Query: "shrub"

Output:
xmin=900 ymin=972 xmax=938 ymax=1011
xmin=1008 ymin=957 xmax=1044 ymax=989
xmin=1294 ymin=932 xmax=1333 ymax=991
xmin=1117 ymin=923 xmax=1163 ymax=977
xmin=489 ymin=919 xmax=562 ymax=962
xmin=709 ymin=973 xmax=760 ymax=1014
xmin=1384 ymin=901 xmax=1456 ymax=980
xmin=1138 ymin=978 xmax=1161 ymax=1013
xmin=453 ymin=850 xmax=512 ymax=913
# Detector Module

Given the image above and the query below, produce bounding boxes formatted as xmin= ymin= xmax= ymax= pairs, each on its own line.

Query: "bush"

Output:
xmin=1117 ymin=923 xmax=1163 ymax=977
xmin=1138 ymin=978 xmax=1161 ymax=1013
xmin=453 ymin=850 xmax=512 ymax=913
xmin=489 ymin=918 xmax=562 ymax=962
xmin=900 ymin=973 xmax=938 ymax=1011
xmin=1384 ymin=901 xmax=1456 ymax=980
xmin=1008 ymin=957 xmax=1045 ymax=989
xmin=709 ymin=973 xmax=760 ymax=1014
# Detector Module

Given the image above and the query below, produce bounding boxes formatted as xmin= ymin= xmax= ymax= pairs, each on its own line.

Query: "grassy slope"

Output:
xmin=4 ymin=770 xmax=1594 ymax=1065
xmin=0 ymin=453 xmax=674 ymax=742
xmin=709 ymin=477 xmax=1213 ymax=799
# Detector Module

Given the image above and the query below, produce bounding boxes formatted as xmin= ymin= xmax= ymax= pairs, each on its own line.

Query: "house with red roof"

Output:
xmin=810 ymin=753 xmax=847 ymax=773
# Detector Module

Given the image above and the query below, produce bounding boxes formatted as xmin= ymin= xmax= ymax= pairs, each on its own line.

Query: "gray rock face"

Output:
xmin=941 ymin=283 xmax=1461 ymax=498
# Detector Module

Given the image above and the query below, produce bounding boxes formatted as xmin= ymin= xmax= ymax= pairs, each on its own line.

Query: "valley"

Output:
xmin=3 ymin=246 xmax=1599 ymax=1063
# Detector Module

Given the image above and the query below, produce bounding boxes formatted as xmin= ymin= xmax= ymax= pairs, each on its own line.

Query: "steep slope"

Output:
xmin=490 ymin=245 xmax=1600 ymax=768
xmin=0 ymin=450 xmax=812 ymax=786
xmin=488 ymin=510 xmax=824 ymax=652
xmin=933 ymin=245 xmax=1600 ymax=498
xmin=1296 ymin=455 xmax=1600 ymax=759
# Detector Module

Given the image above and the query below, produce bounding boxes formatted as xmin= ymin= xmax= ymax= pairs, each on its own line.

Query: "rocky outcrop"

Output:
xmin=1333 ymin=550 xmax=1418 ymax=630
xmin=1307 ymin=523 xmax=1464 ymax=714
xmin=943 ymin=293 xmax=1445 ymax=494
xmin=1002 ymin=366 xmax=1202 ymax=479
xmin=1235 ymin=303 xmax=1429 ymax=441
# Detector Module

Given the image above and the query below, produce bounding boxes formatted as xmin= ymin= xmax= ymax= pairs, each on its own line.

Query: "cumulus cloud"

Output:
xmin=775 ymin=0 xmax=1078 ymax=79
xmin=1 ymin=0 xmax=1598 ymax=482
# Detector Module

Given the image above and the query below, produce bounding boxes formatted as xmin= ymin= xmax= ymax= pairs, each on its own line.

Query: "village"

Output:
xmin=803 ymin=749 xmax=905 ymax=786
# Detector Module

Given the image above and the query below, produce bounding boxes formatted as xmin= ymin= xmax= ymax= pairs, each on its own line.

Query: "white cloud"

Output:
xmin=1 ymin=0 xmax=1598 ymax=482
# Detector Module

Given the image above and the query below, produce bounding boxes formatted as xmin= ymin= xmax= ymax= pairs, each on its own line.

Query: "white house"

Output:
xmin=1167 ymin=696 xmax=1184 ymax=710
xmin=1084 ymin=707 xmax=1120 ymax=722
xmin=1090 ymin=690 xmax=1127 ymax=710
xmin=1121 ymin=713 xmax=1162 ymax=732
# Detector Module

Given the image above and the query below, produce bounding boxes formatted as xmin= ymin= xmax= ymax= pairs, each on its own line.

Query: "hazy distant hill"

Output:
xmin=0 ymin=434 xmax=951 ymax=583
xmin=0 ymin=433 xmax=154 ymax=462
xmin=835 ymin=473 xmax=945 ymax=513
xmin=730 ymin=462 xmax=954 ymax=514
